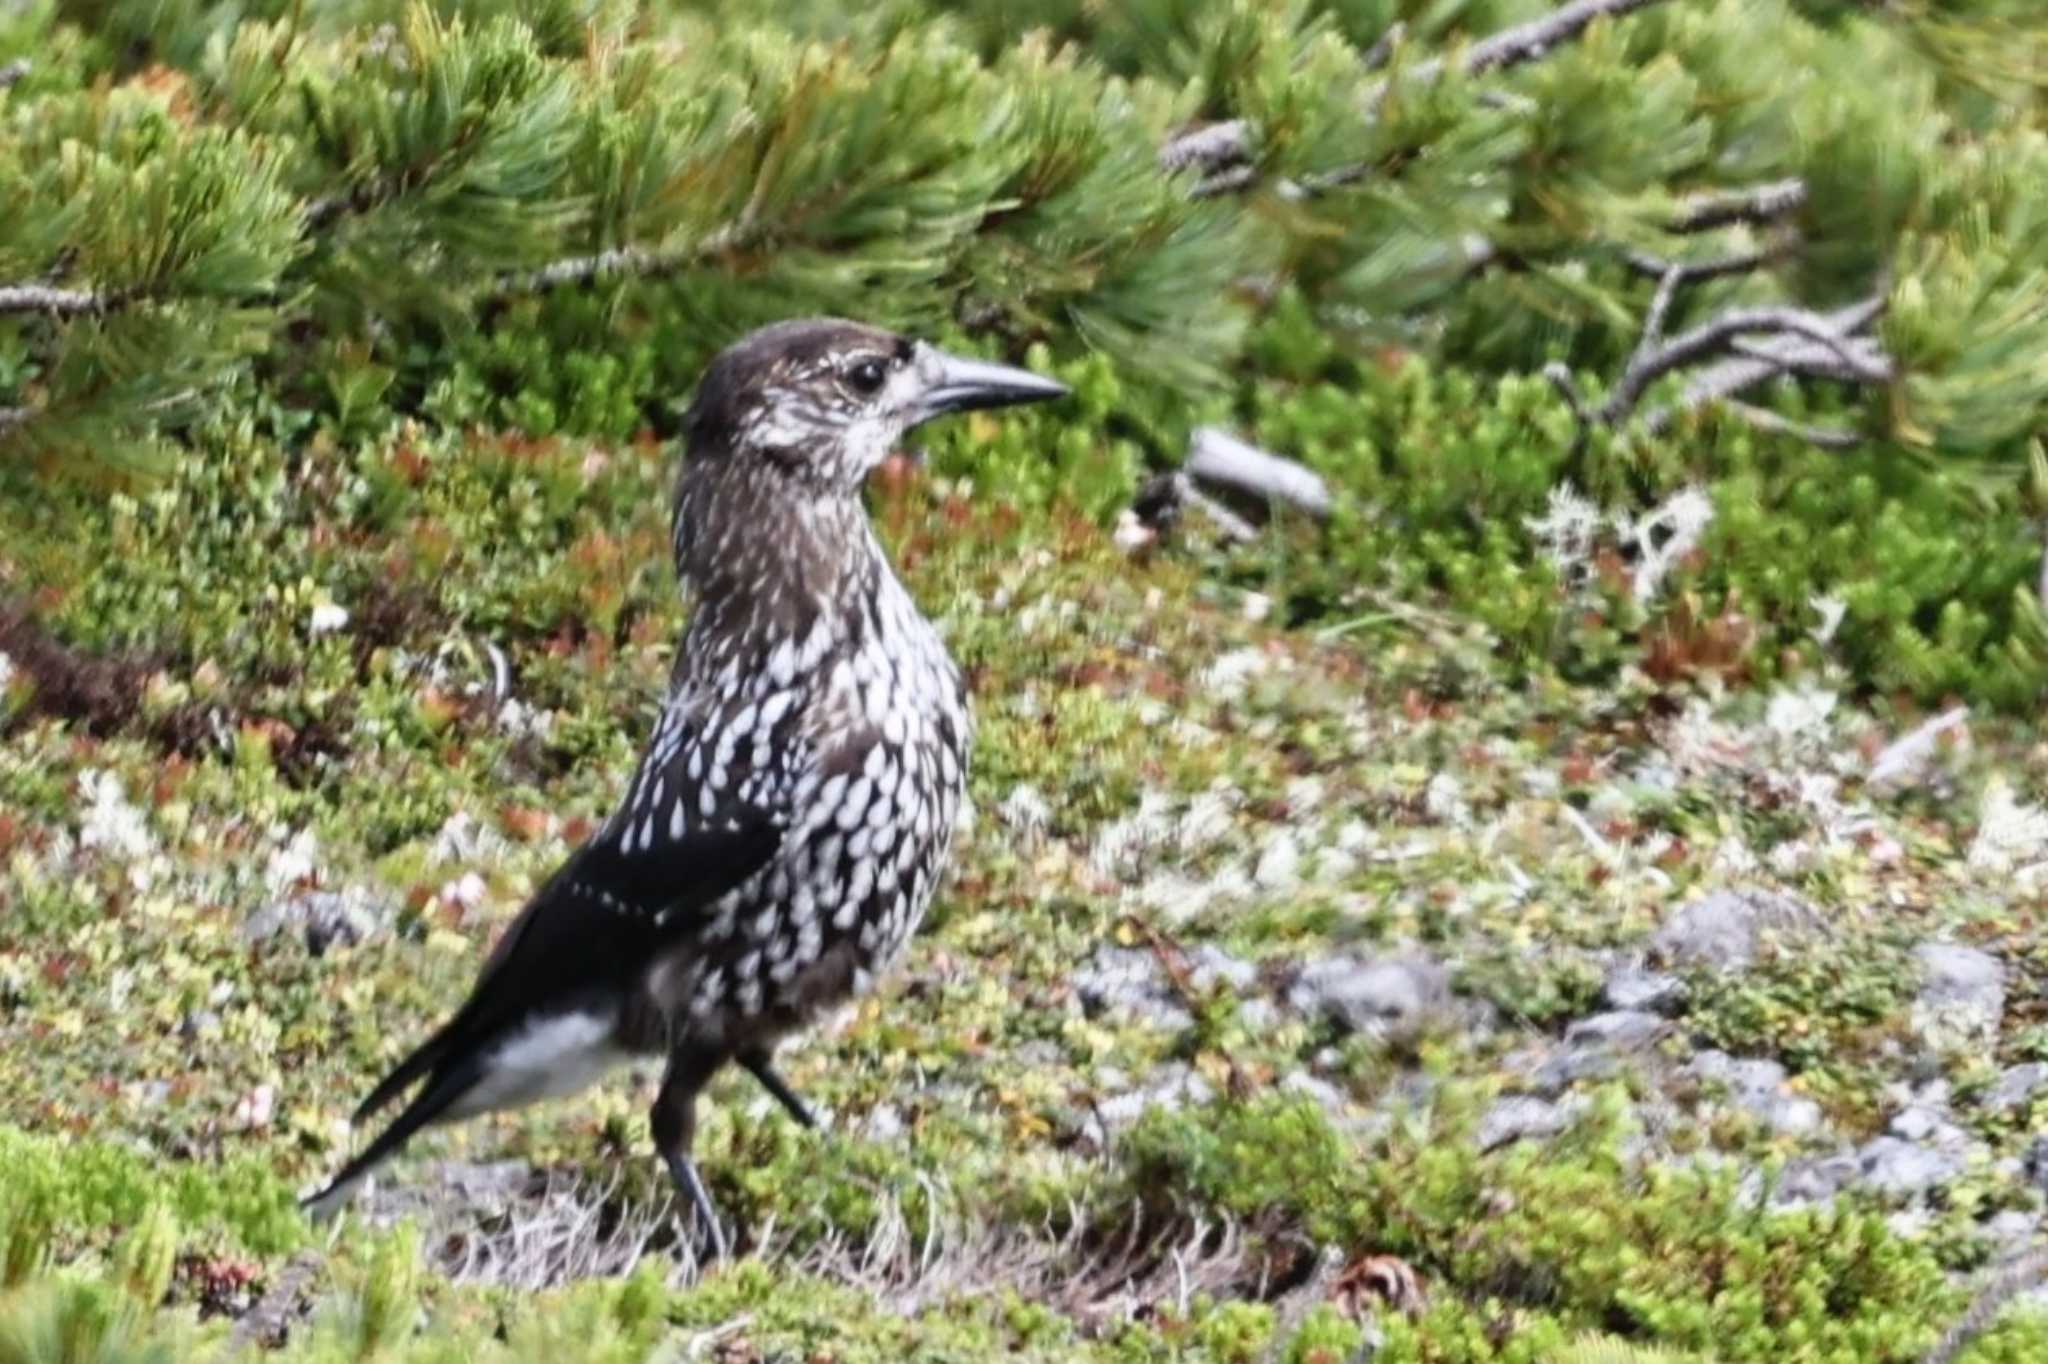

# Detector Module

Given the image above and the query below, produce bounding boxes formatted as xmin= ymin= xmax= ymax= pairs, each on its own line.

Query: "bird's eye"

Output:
xmin=843 ymin=357 xmax=888 ymax=396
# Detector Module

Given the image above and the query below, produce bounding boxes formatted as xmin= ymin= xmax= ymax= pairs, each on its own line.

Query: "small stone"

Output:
xmin=1772 ymin=1152 xmax=1860 ymax=1206
xmin=1279 ymin=1071 xmax=1350 ymax=1116
xmin=1532 ymin=1012 xmax=1671 ymax=1096
xmin=1685 ymin=1050 xmax=1824 ymax=1138
xmin=1478 ymin=1095 xmax=1570 ymax=1151
xmin=1857 ymin=1136 xmax=1962 ymax=1198
xmin=1287 ymin=952 xmax=1451 ymax=1042
xmin=1888 ymin=1106 xmax=1945 ymax=1143
xmin=1984 ymin=1063 xmax=2048 ymax=1112
xmin=2022 ymin=1136 xmax=2048 ymax=1196
xmin=1072 ymin=946 xmax=1193 ymax=1033
xmin=1094 ymin=1064 xmax=1214 ymax=1132
xmin=231 ymin=1083 xmax=276 ymax=1132
xmin=244 ymin=888 xmax=390 ymax=956
xmin=1648 ymin=888 xmax=1822 ymax=975
xmin=1186 ymin=944 xmax=1257 ymax=993
xmin=1911 ymin=943 xmax=2005 ymax=1051
xmin=1601 ymin=964 xmax=1685 ymax=1014
xmin=1564 ymin=1010 xmax=1670 ymax=1051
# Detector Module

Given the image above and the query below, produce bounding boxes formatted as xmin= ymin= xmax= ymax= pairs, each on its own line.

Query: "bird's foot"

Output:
xmin=738 ymin=1052 xmax=818 ymax=1129
xmin=663 ymin=1152 xmax=730 ymax=1264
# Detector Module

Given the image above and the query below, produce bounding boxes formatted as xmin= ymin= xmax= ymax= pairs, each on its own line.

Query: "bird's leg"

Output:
xmin=651 ymin=1045 xmax=730 ymax=1262
xmin=738 ymin=1047 xmax=817 ymax=1129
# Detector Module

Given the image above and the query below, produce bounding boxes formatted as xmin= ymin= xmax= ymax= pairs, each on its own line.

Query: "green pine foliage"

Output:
xmin=6 ymin=0 xmax=2046 ymax=706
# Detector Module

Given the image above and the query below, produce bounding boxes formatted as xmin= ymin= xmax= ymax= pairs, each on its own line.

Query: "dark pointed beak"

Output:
xmin=911 ymin=350 xmax=1069 ymax=428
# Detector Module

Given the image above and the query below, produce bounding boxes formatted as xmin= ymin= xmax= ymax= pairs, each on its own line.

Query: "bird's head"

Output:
xmin=680 ymin=318 xmax=1069 ymax=496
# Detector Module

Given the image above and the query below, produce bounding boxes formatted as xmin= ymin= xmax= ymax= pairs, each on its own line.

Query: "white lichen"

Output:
xmin=1617 ymin=485 xmax=1714 ymax=602
xmin=308 ymin=600 xmax=350 ymax=635
xmin=1809 ymin=593 xmax=1848 ymax=645
xmin=1197 ymin=647 xmax=1269 ymax=702
xmin=1968 ymin=776 xmax=2048 ymax=876
xmin=263 ymin=827 xmax=321 ymax=894
xmin=78 ymin=770 xmax=155 ymax=862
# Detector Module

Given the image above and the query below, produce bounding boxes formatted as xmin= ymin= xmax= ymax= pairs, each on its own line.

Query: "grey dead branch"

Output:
xmin=1130 ymin=427 xmax=1334 ymax=548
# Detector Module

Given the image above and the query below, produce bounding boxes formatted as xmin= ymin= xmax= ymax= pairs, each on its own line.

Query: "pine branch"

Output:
xmin=1161 ymin=0 xmax=1676 ymax=192
xmin=1669 ymin=178 xmax=1807 ymax=231
xmin=0 ymin=284 xmax=124 ymax=316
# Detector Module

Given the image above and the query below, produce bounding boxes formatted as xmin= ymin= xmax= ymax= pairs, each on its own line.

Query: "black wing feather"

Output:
xmin=350 ymin=814 xmax=779 ymax=1125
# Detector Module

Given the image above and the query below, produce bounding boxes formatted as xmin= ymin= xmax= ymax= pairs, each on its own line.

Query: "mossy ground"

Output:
xmin=5 ymin=404 xmax=2048 ymax=1361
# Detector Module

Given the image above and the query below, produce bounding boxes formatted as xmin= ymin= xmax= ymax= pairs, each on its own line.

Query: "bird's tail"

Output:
xmin=301 ymin=1052 xmax=486 ymax=1219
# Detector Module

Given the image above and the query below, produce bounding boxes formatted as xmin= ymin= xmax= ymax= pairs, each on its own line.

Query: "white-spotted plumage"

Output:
xmin=308 ymin=319 xmax=1062 ymax=1235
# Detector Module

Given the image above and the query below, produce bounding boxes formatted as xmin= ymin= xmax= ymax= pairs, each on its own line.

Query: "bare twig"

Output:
xmin=1670 ymin=177 xmax=1807 ymax=232
xmin=0 ymin=59 xmax=28 ymax=89
xmin=1462 ymin=0 xmax=1673 ymax=75
xmin=0 ymin=284 xmax=120 ymax=316
xmin=1639 ymin=297 xmax=1886 ymax=434
xmin=1624 ymin=246 xmax=1780 ymax=283
xmin=1867 ymin=706 xmax=1968 ymax=789
xmin=1641 ymin=263 xmax=1687 ymax=348
xmin=485 ymin=244 xmax=689 ymax=297
xmin=1598 ymin=305 xmax=1890 ymax=426
xmin=1186 ymin=427 xmax=1334 ymax=519
xmin=227 ymin=1252 xmax=323 ymax=1354
xmin=1361 ymin=21 xmax=1406 ymax=71
xmin=1722 ymin=401 xmax=1862 ymax=449
xmin=1920 ymin=1246 xmax=2048 ymax=1364
xmin=1542 ymin=361 xmax=1594 ymax=449
xmin=1160 ymin=121 xmax=1252 ymax=175
xmin=1180 ymin=477 xmax=1262 ymax=544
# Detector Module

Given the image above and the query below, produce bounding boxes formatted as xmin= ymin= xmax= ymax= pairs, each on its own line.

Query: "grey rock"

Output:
xmin=1093 ymin=1064 xmax=1215 ymax=1134
xmin=2022 ymin=1135 xmax=2048 ymax=1196
xmin=1984 ymin=1063 xmax=2048 ymax=1112
xmin=1686 ymin=1050 xmax=1824 ymax=1138
xmin=1648 ymin=888 xmax=1822 ymax=975
xmin=1602 ymin=964 xmax=1685 ymax=1014
xmin=1888 ymin=1105 xmax=1949 ymax=1144
xmin=1237 ymin=998 xmax=1281 ymax=1031
xmin=1279 ymin=1071 xmax=1351 ymax=1116
xmin=1072 ymin=946 xmax=1193 ymax=1033
xmin=1477 ymin=1095 xmax=1571 ymax=1151
xmin=1287 ymin=952 xmax=1451 ymax=1041
xmin=1532 ymin=1011 xmax=1671 ymax=1096
xmin=1857 ymin=1136 xmax=1962 ymax=1198
xmin=1187 ymin=944 xmax=1258 ymax=993
xmin=1985 ymin=1209 xmax=2040 ymax=1253
xmin=1911 ymin=943 xmax=2005 ymax=1050
xmin=1771 ymin=1152 xmax=1861 ymax=1206
xmin=1565 ymin=1010 xmax=1670 ymax=1051
xmin=244 ymin=888 xmax=391 ymax=956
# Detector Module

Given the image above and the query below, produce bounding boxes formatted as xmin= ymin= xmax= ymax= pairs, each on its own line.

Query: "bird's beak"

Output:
xmin=910 ymin=350 xmax=1069 ymax=428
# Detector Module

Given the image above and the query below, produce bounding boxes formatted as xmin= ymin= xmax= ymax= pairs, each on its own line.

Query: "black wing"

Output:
xmin=347 ymin=697 xmax=789 ymax=1125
